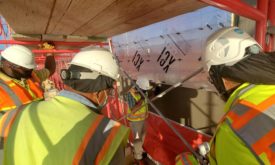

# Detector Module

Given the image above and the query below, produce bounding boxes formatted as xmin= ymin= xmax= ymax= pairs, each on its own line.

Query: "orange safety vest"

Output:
xmin=226 ymin=94 xmax=275 ymax=164
xmin=0 ymin=73 xmax=43 ymax=112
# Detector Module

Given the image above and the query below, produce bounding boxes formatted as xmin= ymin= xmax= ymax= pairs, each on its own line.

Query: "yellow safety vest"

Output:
xmin=0 ymin=93 xmax=130 ymax=165
xmin=175 ymin=152 xmax=199 ymax=165
xmin=127 ymin=91 xmax=148 ymax=121
xmin=209 ymin=83 xmax=275 ymax=165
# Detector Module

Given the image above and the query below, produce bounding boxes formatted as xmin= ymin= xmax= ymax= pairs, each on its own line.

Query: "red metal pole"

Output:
xmin=255 ymin=0 xmax=268 ymax=50
xmin=33 ymin=49 xmax=80 ymax=54
xmin=0 ymin=49 xmax=79 ymax=54
xmin=267 ymin=0 xmax=275 ymax=52
xmin=199 ymin=0 xmax=265 ymax=21
xmin=200 ymin=0 xmax=269 ymax=50
xmin=108 ymin=38 xmax=124 ymax=121
xmin=35 ymin=56 xmax=74 ymax=60
xmin=0 ymin=40 xmax=108 ymax=46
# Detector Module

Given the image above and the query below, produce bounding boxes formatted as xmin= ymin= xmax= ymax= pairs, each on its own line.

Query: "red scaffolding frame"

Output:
xmin=1 ymin=1 xmax=274 ymax=164
xmin=1 ymin=0 xmax=274 ymax=52
xmin=0 ymin=16 xmax=108 ymax=53
xmin=108 ymin=1 xmax=275 ymax=164
xmin=0 ymin=40 xmax=108 ymax=47
xmin=199 ymin=0 xmax=275 ymax=52
xmin=0 ymin=40 xmax=107 ymax=54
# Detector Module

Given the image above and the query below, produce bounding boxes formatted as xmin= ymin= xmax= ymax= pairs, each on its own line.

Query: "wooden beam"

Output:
xmin=0 ymin=0 xmax=206 ymax=37
xmin=0 ymin=0 xmax=55 ymax=34
xmin=11 ymin=33 xmax=107 ymax=42
xmin=48 ymin=0 xmax=116 ymax=35
xmin=73 ymin=0 xmax=185 ymax=36
xmin=101 ymin=0 xmax=206 ymax=37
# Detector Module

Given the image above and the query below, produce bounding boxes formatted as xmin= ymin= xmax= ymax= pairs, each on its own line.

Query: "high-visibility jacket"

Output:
xmin=0 ymin=70 xmax=48 ymax=112
xmin=127 ymin=91 xmax=148 ymax=121
xmin=209 ymin=83 xmax=275 ymax=165
xmin=175 ymin=152 xmax=199 ymax=165
xmin=0 ymin=90 xmax=130 ymax=165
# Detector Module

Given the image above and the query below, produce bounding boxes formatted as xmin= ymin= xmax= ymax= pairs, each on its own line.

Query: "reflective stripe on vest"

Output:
xmin=226 ymin=95 xmax=275 ymax=164
xmin=0 ymin=105 xmax=25 ymax=149
xmin=73 ymin=115 xmax=126 ymax=165
xmin=127 ymin=92 xmax=148 ymax=121
xmin=26 ymin=79 xmax=43 ymax=100
xmin=95 ymin=121 xmax=122 ymax=165
xmin=127 ymin=101 xmax=148 ymax=121
xmin=176 ymin=153 xmax=197 ymax=165
xmin=176 ymin=155 xmax=191 ymax=165
xmin=225 ymin=84 xmax=256 ymax=112
xmin=0 ymin=79 xmax=22 ymax=107
xmin=0 ymin=78 xmax=43 ymax=111
xmin=209 ymin=84 xmax=257 ymax=163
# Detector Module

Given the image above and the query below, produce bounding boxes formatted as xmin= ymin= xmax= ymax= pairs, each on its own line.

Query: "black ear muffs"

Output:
xmin=60 ymin=69 xmax=100 ymax=80
xmin=209 ymin=65 xmax=232 ymax=100
xmin=62 ymin=65 xmax=115 ymax=93
xmin=60 ymin=69 xmax=81 ymax=80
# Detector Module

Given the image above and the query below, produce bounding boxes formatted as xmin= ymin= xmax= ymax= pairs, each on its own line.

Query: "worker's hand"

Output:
xmin=38 ymin=42 xmax=55 ymax=50
xmin=38 ymin=42 xmax=55 ymax=56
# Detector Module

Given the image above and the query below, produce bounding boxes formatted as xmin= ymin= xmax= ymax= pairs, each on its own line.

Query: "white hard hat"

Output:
xmin=1 ymin=45 xmax=36 ymax=69
xmin=203 ymin=27 xmax=261 ymax=71
xmin=136 ymin=77 xmax=152 ymax=90
xmin=70 ymin=47 xmax=119 ymax=80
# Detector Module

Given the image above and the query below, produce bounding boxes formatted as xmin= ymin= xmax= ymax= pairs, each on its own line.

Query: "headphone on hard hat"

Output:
xmin=60 ymin=69 xmax=100 ymax=80
xmin=69 ymin=47 xmax=120 ymax=80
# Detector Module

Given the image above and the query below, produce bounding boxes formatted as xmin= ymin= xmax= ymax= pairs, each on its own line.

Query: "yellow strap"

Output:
xmin=0 ymin=72 xmax=12 ymax=81
xmin=12 ymin=79 xmax=37 ymax=99
xmin=0 ymin=106 xmax=16 ymax=111
xmin=0 ymin=71 xmax=36 ymax=98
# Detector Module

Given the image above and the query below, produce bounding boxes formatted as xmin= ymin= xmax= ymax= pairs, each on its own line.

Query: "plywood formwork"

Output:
xmin=0 ymin=0 xmax=206 ymax=40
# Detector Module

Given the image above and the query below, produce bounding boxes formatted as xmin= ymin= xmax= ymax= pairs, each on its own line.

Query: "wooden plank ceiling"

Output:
xmin=0 ymin=0 xmax=206 ymax=40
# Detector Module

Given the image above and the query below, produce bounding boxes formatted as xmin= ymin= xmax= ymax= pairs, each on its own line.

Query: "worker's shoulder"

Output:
xmin=241 ymin=84 xmax=275 ymax=102
xmin=0 ymin=71 xmax=12 ymax=81
xmin=18 ymin=98 xmax=56 ymax=113
xmin=102 ymin=116 xmax=129 ymax=129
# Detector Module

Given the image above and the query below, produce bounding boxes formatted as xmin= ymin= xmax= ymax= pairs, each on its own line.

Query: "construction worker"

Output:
xmin=0 ymin=44 xmax=56 ymax=115
xmin=126 ymin=77 xmax=151 ymax=161
xmin=176 ymin=27 xmax=275 ymax=165
xmin=0 ymin=47 xmax=130 ymax=165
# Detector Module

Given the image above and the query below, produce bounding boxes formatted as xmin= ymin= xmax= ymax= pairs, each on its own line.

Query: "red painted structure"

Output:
xmin=267 ymin=0 xmax=275 ymax=51
xmin=199 ymin=0 xmax=274 ymax=51
xmin=101 ymin=97 xmax=211 ymax=165
xmin=0 ymin=40 xmax=108 ymax=46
